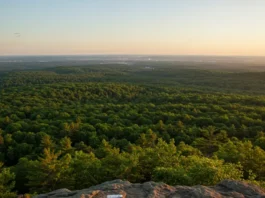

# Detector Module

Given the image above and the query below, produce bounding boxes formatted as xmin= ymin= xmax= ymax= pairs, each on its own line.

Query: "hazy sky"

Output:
xmin=1 ymin=0 xmax=265 ymax=56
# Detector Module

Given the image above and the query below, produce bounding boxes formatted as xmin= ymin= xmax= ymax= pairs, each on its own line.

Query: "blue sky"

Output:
xmin=1 ymin=0 xmax=265 ymax=55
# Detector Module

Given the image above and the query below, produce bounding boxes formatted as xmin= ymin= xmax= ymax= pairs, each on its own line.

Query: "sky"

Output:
xmin=1 ymin=0 xmax=265 ymax=56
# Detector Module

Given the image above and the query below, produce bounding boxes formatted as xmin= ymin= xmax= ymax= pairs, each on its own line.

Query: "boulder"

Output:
xmin=33 ymin=179 xmax=265 ymax=198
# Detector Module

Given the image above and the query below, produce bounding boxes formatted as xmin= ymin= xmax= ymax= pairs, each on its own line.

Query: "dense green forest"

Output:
xmin=1 ymin=63 xmax=265 ymax=197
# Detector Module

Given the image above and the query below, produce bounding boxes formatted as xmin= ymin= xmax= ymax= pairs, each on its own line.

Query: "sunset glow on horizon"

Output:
xmin=1 ymin=0 xmax=265 ymax=56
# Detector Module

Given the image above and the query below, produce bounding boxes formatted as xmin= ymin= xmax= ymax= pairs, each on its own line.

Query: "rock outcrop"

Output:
xmin=34 ymin=179 xmax=265 ymax=198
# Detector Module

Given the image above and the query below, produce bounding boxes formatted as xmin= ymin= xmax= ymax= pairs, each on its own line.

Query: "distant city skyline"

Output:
xmin=1 ymin=0 xmax=265 ymax=56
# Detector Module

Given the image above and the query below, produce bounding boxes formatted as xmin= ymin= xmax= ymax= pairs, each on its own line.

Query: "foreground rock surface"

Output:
xmin=34 ymin=179 xmax=265 ymax=198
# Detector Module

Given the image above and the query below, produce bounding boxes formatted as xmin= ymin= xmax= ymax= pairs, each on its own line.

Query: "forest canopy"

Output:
xmin=0 ymin=63 xmax=265 ymax=196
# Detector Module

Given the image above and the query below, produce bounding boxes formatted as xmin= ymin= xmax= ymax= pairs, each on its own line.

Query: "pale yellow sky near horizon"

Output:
xmin=1 ymin=0 xmax=265 ymax=56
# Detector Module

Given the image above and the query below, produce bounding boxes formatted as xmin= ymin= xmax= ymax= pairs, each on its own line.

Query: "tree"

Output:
xmin=215 ymin=140 xmax=265 ymax=180
xmin=254 ymin=136 xmax=265 ymax=150
xmin=27 ymin=148 xmax=74 ymax=193
xmin=177 ymin=141 xmax=202 ymax=156
xmin=59 ymin=137 xmax=73 ymax=154
xmin=137 ymin=129 xmax=157 ymax=148
xmin=136 ymin=138 xmax=180 ymax=181
xmin=13 ymin=158 xmax=32 ymax=194
xmin=152 ymin=156 xmax=243 ymax=186
xmin=40 ymin=135 xmax=54 ymax=150
xmin=71 ymin=151 xmax=102 ymax=189
xmin=0 ymin=162 xmax=16 ymax=198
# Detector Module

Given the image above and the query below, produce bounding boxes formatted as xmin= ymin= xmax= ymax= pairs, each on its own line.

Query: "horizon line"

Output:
xmin=1 ymin=54 xmax=265 ymax=58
